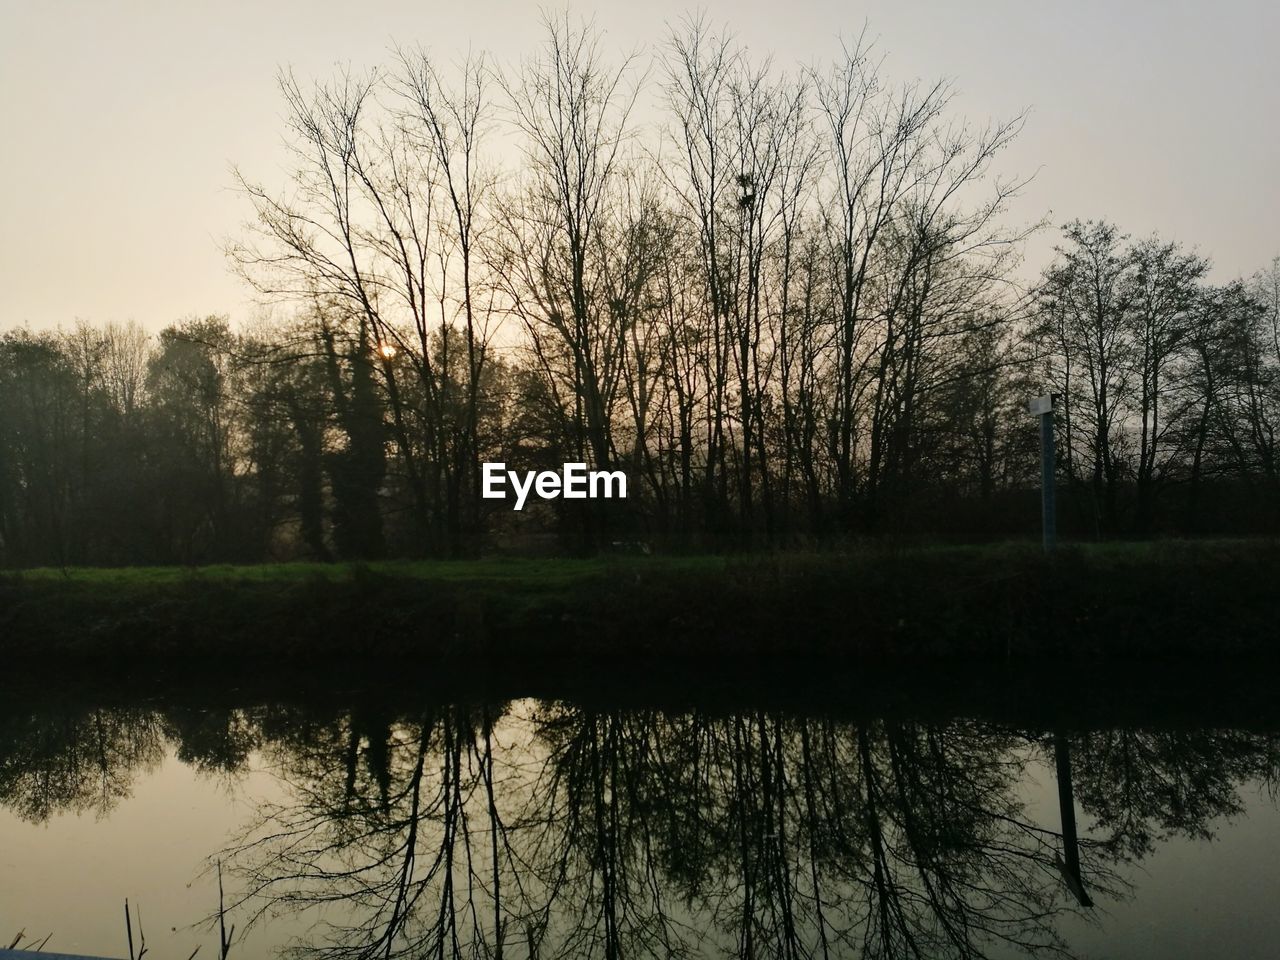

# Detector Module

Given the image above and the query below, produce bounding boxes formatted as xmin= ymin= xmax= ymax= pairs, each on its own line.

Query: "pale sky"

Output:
xmin=2 ymin=0 xmax=1277 ymax=332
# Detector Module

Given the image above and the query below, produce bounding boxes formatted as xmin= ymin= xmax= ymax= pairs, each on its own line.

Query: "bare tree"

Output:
xmin=1033 ymin=221 xmax=1133 ymax=536
xmin=494 ymin=13 xmax=641 ymax=545
xmin=1123 ymin=237 xmax=1208 ymax=532
xmin=230 ymin=56 xmax=501 ymax=555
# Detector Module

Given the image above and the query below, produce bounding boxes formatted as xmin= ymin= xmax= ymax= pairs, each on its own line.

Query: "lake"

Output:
xmin=3 ymin=666 xmax=1279 ymax=958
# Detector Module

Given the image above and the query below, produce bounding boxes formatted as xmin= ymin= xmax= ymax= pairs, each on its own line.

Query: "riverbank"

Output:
xmin=2 ymin=539 xmax=1278 ymax=663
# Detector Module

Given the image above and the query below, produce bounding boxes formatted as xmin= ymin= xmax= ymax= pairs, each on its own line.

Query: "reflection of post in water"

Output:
xmin=1053 ymin=731 xmax=1093 ymax=908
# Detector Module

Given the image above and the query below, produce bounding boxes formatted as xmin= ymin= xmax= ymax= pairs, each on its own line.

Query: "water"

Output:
xmin=2 ymin=671 xmax=1279 ymax=959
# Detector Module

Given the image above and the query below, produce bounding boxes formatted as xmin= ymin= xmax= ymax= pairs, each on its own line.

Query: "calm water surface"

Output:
xmin=2 ymin=675 xmax=1279 ymax=958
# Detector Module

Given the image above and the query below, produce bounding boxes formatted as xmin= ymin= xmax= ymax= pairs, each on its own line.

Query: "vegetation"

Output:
xmin=3 ymin=540 xmax=1278 ymax=663
xmin=1 ymin=16 xmax=1276 ymax=568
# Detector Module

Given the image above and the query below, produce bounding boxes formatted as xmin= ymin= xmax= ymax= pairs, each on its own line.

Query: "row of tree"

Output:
xmin=2 ymin=16 xmax=1277 ymax=564
xmin=1033 ymin=222 xmax=1279 ymax=537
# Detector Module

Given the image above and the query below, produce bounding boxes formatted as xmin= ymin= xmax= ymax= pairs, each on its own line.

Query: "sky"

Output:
xmin=1 ymin=0 xmax=1277 ymax=332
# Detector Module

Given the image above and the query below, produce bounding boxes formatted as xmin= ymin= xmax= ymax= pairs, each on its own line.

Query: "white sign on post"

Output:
xmin=1028 ymin=395 xmax=1054 ymax=416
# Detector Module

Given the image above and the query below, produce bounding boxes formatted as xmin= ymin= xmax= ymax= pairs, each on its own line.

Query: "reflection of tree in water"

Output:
xmin=0 ymin=706 xmax=164 ymax=822
xmin=2 ymin=698 xmax=1279 ymax=959
xmin=162 ymin=705 xmax=263 ymax=777
xmin=1066 ymin=729 xmax=1277 ymax=860
xmin=523 ymin=710 xmax=1066 ymax=958
xmin=207 ymin=708 xmax=1280 ymax=960
xmin=222 ymin=703 xmax=513 ymax=959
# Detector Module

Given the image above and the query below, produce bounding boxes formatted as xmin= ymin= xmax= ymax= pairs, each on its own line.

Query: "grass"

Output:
xmin=12 ymin=553 xmax=716 ymax=585
xmin=11 ymin=538 xmax=1255 ymax=583
xmin=3 ymin=538 xmax=1278 ymax=664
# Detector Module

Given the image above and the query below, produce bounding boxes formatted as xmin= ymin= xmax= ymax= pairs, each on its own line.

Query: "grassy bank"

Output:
xmin=2 ymin=539 xmax=1278 ymax=663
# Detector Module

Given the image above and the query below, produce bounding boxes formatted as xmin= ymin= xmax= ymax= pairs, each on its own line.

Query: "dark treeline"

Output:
xmin=4 ymin=690 xmax=1279 ymax=958
xmin=2 ymin=17 xmax=1278 ymax=564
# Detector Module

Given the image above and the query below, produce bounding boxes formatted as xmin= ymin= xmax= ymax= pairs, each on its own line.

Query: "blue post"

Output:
xmin=1041 ymin=409 xmax=1056 ymax=553
xmin=1030 ymin=395 xmax=1057 ymax=553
